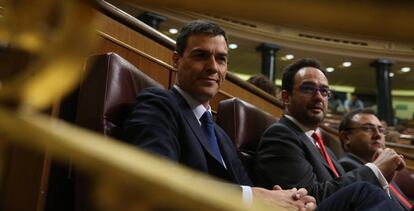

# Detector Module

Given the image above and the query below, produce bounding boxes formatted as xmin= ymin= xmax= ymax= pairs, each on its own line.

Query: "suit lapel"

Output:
xmin=281 ymin=116 xmax=338 ymax=177
xmin=170 ymin=88 xmax=225 ymax=166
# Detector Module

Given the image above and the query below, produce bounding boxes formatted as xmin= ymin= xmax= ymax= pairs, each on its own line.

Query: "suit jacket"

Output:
xmin=123 ymin=87 xmax=252 ymax=186
xmin=254 ymin=116 xmax=379 ymax=203
xmin=339 ymin=153 xmax=413 ymax=211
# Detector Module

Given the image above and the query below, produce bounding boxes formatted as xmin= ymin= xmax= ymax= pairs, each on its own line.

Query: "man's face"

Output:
xmin=283 ymin=67 xmax=329 ymax=129
xmin=341 ymin=113 xmax=385 ymax=162
xmin=174 ymin=34 xmax=228 ymax=106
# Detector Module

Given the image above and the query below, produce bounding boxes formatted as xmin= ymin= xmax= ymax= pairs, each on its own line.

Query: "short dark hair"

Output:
xmin=247 ymin=74 xmax=277 ymax=96
xmin=175 ymin=20 xmax=228 ymax=56
xmin=338 ymin=109 xmax=377 ymax=132
xmin=281 ymin=58 xmax=325 ymax=92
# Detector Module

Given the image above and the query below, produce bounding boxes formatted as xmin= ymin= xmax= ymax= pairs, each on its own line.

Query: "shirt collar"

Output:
xmin=284 ymin=114 xmax=319 ymax=144
xmin=174 ymin=85 xmax=210 ymax=124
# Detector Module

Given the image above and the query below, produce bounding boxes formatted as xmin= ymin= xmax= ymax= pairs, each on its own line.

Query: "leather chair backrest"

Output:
xmin=75 ymin=52 xmax=163 ymax=139
xmin=216 ymin=98 xmax=278 ymax=177
xmin=320 ymin=129 xmax=344 ymax=158
xmin=71 ymin=52 xmax=163 ymax=211
xmin=394 ymin=169 xmax=414 ymax=200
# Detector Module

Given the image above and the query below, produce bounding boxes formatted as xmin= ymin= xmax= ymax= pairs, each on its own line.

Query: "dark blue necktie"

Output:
xmin=200 ymin=111 xmax=224 ymax=166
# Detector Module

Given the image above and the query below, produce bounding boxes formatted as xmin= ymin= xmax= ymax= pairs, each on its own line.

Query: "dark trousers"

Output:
xmin=317 ymin=182 xmax=403 ymax=211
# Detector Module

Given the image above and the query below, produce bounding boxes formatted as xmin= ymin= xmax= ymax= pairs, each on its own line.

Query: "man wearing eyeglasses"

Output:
xmin=338 ymin=109 xmax=413 ymax=210
xmin=254 ymin=58 xmax=406 ymax=205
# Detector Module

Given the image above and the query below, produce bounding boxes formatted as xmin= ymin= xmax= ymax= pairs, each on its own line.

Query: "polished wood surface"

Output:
xmin=1 ymin=146 xmax=50 ymax=211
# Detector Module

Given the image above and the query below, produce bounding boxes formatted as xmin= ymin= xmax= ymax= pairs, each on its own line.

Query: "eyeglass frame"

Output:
xmin=293 ymin=83 xmax=332 ymax=98
xmin=345 ymin=124 xmax=388 ymax=136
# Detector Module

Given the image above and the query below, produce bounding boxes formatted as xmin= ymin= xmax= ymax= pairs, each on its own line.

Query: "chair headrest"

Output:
xmin=76 ymin=52 xmax=163 ymax=138
xmin=216 ymin=98 xmax=278 ymax=152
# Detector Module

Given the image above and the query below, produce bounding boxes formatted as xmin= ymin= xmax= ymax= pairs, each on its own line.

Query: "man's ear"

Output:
xmin=281 ymin=90 xmax=290 ymax=107
xmin=172 ymin=51 xmax=180 ymax=68
xmin=339 ymin=130 xmax=350 ymax=152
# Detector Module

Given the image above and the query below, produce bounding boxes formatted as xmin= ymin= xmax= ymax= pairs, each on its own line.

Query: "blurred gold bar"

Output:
xmin=0 ymin=105 xmax=280 ymax=210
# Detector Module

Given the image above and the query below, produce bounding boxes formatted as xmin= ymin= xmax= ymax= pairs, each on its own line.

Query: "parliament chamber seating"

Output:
xmin=75 ymin=52 xmax=164 ymax=138
xmin=320 ymin=129 xmax=344 ymax=159
xmin=394 ymin=169 xmax=414 ymax=200
xmin=52 ymin=52 xmax=164 ymax=210
xmin=216 ymin=98 xmax=278 ymax=178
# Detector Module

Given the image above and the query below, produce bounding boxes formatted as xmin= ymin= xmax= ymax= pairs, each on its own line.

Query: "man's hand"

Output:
xmin=372 ymin=148 xmax=406 ymax=182
xmin=252 ymin=186 xmax=316 ymax=211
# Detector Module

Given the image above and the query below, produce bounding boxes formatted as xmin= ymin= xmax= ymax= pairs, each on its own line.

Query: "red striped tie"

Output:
xmin=312 ymin=132 xmax=339 ymax=178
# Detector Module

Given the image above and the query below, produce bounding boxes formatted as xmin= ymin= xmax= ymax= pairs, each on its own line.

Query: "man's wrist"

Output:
xmin=365 ymin=163 xmax=390 ymax=197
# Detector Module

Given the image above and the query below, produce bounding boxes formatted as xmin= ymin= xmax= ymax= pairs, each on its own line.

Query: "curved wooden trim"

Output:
xmin=97 ymin=31 xmax=175 ymax=71
xmin=386 ymin=142 xmax=414 ymax=151
xmin=217 ymin=89 xmax=233 ymax=99
xmin=93 ymin=0 xmax=176 ymax=51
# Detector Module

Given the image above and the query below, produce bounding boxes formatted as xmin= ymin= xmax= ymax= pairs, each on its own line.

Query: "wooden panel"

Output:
xmin=1 ymin=146 xmax=50 ymax=211
xmin=221 ymin=79 xmax=284 ymax=117
xmin=211 ymin=91 xmax=232 ymax=113
xmin=94 ymin=35 xmax=172 ymax=89
xmin=405 ymin=157 xmax=414 ymax=173
xmin=95 ymin=12 xmax=173 ymax=65
xmin=386 ymin=142 xmax=414 ymax=156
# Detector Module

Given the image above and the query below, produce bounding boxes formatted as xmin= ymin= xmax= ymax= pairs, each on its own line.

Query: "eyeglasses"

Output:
xmin=346 ymin=126 xmax=388 ymax=135
xmin=295 ymin=84 xmax=332 ymax=98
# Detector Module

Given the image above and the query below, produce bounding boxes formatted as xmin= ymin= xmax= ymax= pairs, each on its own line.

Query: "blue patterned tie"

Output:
xmin=200 ymin=111 xmax=224 ymax=166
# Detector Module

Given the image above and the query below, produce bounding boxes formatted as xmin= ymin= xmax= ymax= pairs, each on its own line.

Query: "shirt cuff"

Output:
xmin=365 ymin=162 xmax=391 ymax=197
xmin=241 ymin=185 xmax=253 ymax=206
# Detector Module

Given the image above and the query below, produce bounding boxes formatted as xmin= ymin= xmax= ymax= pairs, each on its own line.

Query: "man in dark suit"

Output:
xmin=338 ymin=109 xmax=413 ymax=210
xmin=123 ymin=20 xmax=316 ymax=210
xmin=254 ymin=58 xmax=406 ymax=204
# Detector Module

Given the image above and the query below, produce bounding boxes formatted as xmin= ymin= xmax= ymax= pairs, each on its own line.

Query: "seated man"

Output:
xmin=338 ymin=109 xmax=413 ymax=210
xmin=123 ymin=19 xmax=315 ymax=210
xmin=123 ymin=20 xmax=402 ymax=210
xmin=254 ymin=58 xmax=406 ymax=204
xmin=344 ymin=93 xmax=364 ymax=112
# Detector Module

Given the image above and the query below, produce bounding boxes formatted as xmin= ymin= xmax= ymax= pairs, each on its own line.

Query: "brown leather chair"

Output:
xmin=75 ymin=52 xmax=163 ymax=139
xmin=216 ymin=98 xmax=278 ymax=178
xmin=320 ymin=129 xmax=344 ymax=159
xmin=72 ymin=52 xmax=163 ymax=211
xmin=394 ymin=169 xmax=414 ymax=200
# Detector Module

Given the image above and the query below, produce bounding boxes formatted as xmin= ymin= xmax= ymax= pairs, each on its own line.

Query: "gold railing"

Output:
xmin=0 ymin=105 xmax=278 ymax=210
